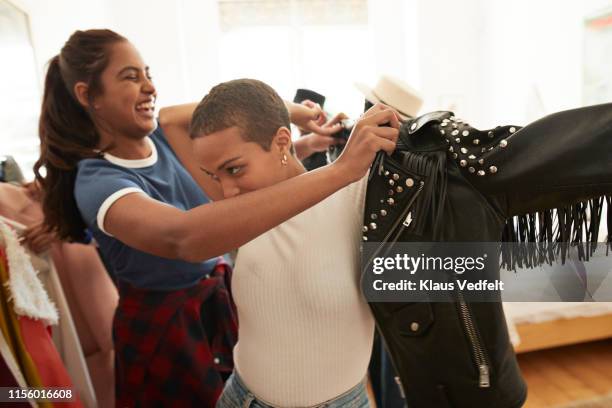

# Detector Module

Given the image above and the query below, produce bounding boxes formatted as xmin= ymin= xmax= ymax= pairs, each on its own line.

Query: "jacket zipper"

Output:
xmin=381 ymin=180 xmax=490 ymax=388
xmin=366 ymin=161 xmax=491 ymax=389
xmin=455 ymin=283 xmax=491 ymax=388
xmin=365 ymin=181 xmax=425 ymax=270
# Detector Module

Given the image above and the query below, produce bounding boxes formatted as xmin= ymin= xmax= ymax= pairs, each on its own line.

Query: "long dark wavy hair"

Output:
xmin=34 ymin=29 xmax=126 ymax=242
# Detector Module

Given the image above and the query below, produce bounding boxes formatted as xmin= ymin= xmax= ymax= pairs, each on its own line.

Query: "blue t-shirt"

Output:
xmin=74 ymin=124 xmax=218 ymax=290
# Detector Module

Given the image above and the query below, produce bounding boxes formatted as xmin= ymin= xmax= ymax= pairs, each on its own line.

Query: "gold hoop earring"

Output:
xmin=281 ymin=153 xmax=288 ymax=166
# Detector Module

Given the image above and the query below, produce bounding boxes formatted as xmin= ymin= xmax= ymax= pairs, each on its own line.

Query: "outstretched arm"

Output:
xmin=106 ymin=105 xmax=401 ymax=262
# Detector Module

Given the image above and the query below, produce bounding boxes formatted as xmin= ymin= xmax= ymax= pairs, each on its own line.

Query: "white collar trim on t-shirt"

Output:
xmin=103 ymin=136 xmax=158 ymax=168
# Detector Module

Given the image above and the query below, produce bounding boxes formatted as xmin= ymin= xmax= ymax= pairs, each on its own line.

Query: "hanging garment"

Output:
xmin=0 ymin=221 xmax=83 ymax=407
xmin=0 ymin=213 xmax=98 ymax=408
xmin=0 ymin=156 xmax=25 ymax=184
xmin=0 ymin=183 xmax=116 ymax=407
xmin=362 ymin=104 xmax=612 ymax=408
xmin=48 ymin=245 xmax=116 ymax=408
xmin=0 ymin=333 xmax=22 ymax=387
xmin=41 ymin=255 xmax=99 ymax=408
xmin=0 ymin=309 xmax=37 ymax=408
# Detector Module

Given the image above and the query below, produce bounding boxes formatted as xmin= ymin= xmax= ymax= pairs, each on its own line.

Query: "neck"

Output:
xmin=96 ymin=121 xmax=151 ymax=159
xmin=287 ymin=156 xmax=307 ymax=178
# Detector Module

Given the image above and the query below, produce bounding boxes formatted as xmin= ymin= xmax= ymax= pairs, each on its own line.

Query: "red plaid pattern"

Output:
xmin=113 ymin=260 xmax=237 ymax=407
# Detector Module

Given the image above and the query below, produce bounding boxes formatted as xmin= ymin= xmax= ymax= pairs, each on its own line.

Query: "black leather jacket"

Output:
xmin=362 ymin=104 xmax=612 ymax=408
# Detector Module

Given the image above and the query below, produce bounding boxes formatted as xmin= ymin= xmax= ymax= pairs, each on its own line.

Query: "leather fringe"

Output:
xmin=395 ymin=150 xmax=448 ymax=239
xmin=379 ymin=150 xmax=611 ymax=271
xmin=500 ymin=196 xmax=612 ymax=271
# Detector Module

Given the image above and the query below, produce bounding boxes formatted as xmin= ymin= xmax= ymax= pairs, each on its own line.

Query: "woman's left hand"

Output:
xmin=287 ymin=101 xmax=342 ymax=136
xmin=300 ymin=100 xmax=327 ymax=126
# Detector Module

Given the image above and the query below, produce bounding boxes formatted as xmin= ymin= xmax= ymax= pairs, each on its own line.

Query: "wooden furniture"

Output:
xmin=514 ymin=311 xmax=612 ymax=353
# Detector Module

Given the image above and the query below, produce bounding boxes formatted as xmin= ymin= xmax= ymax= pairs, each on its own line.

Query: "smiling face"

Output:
xmin=82 ymin=41 xmax=157 ymax=139
xmin=194 ymin=126 xmax=296 ymax=199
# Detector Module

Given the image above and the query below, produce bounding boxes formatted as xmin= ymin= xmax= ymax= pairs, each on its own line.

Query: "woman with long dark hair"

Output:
xmin=34 ymin=29 xmax=398 ymax=406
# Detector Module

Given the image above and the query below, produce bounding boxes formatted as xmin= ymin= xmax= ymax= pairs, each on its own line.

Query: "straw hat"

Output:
xmin=355 ymin=75 xmax=423 ymax=120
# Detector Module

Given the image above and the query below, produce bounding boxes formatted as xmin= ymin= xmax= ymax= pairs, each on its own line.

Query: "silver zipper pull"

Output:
xmin=394 ymin=376 xmax=406 ymax=399
xmin=403 ymin=212 xmax=413 ymax=227
xmin=479 ymin=364 xmax=490 ymax=388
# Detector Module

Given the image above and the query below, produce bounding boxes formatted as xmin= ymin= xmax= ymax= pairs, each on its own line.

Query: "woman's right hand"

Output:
xmin=19 ymin=221 xmax=58 ymax=254
xmin=331 ymin=103 xmax=400 ymax=184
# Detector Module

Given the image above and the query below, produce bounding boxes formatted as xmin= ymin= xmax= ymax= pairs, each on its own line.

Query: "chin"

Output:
xmin=136 ymin=117 xmax=157 ymax=135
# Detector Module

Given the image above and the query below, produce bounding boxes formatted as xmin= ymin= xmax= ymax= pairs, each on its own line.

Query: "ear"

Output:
xmin=271 ymin=127 xmax=293 ymax=152
xmin=73 ymin=81 xmax=92 ymax=109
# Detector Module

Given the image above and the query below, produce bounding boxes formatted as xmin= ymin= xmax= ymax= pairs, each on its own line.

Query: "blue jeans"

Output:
xmin=216 ymin=371 xmax=371 ymax=408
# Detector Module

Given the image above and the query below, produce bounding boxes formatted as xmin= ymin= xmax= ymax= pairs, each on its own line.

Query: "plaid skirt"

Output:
xmin=113 ymin=260 xmax=237 ymax=408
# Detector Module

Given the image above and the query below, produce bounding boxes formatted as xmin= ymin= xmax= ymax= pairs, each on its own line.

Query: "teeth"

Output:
xmin=136 ymin=101 xmax=155 ymax=111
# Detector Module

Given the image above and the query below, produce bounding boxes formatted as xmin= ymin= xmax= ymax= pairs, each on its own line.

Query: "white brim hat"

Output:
xmin=355 ymin=75 xmax=424 ymax=120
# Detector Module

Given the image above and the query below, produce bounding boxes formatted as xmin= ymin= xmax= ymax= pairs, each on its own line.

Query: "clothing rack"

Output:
xmin=0 ymin=216 xmax=26 ymax=264
xmin=0 ymin=215 xmax=26 ymax=230
xmin=0 ymin=330 xmax=37 ymax=407
xmin=0 ymin=215 xmax=24 ymax=248
xmin=0 ymin=214 xmax=97 ymax=407
xmin=0 ymin=215 xmax=37 ymax=407
xmin=0 ymin=215 xmax=27 ymax=247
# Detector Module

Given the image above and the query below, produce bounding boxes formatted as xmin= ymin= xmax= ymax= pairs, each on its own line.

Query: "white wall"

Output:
xmin=3 ymin=0 xmax=111 ymax=178
xmin=415 ymin=0 xmax=488 ymax=123
xmin=103 ymin=0 xmax=222 ymax=107
xmin=13 ymin=0 xmax=111 ymax=80
xmin=104 ymin=0 xmax=184 ymax=108
xmin=12 ymin=0 xmax=612 ymax=132
xmin=367 ymin=0 xmax=420 ymax=88
xmin=480 ymin=0 xmax=585 ymax=126
xmin=12 ymin=0 xmax=220 ymax=108
xmin=470 ymin=0 xmax=612 ymax=125
xmin=178 ymin=0 xmax=222 ymax=102
xmin=412 ymin=0 xmax=612 ymax=127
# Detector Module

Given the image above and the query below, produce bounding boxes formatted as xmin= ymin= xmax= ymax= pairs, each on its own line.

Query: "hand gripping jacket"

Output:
xmin=362 ymin=104 xmax=612 ymax=408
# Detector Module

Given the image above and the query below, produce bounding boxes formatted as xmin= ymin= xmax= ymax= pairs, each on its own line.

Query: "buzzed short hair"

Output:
xmin=190 ymin=78 xmax=291 ymax=152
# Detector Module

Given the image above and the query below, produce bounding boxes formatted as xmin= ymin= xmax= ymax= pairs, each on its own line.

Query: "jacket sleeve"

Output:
xmin=444 ymin=103 xmax=612 ymax=217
